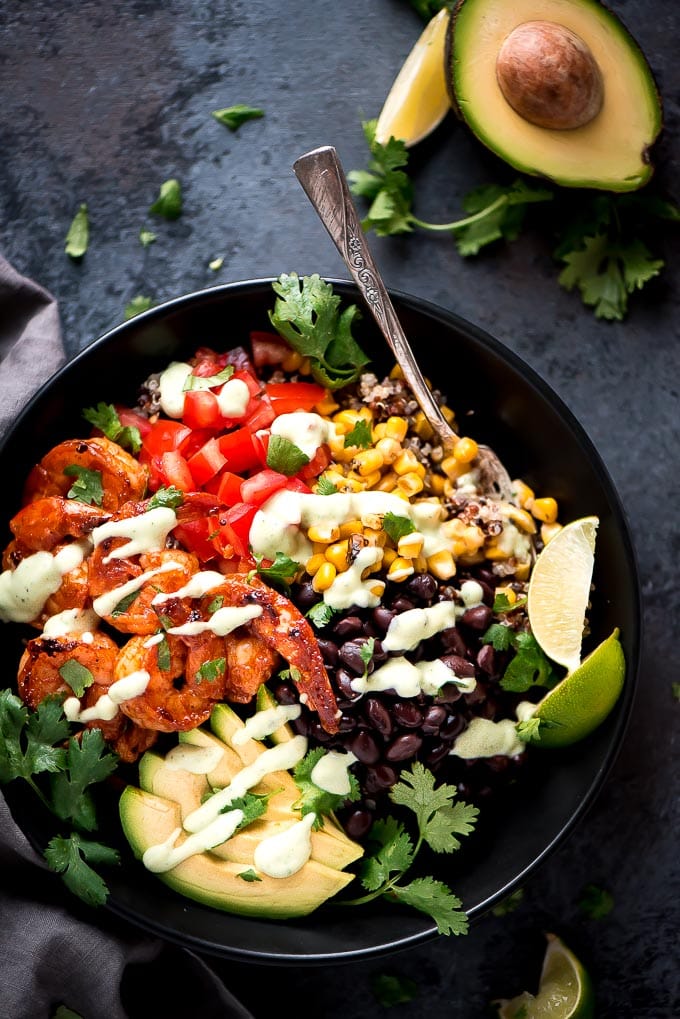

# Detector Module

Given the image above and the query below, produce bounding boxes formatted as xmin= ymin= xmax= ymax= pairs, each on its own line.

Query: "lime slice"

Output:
xmin=527 ymin=516 xmax=599 ymax=675
xmin=375 ymin=8 xmax=451 ymax=148
xmin=529 ymin=628 xmax=625 ymax=748
xmin=495 ymin=932 xmax=595 ymax=1019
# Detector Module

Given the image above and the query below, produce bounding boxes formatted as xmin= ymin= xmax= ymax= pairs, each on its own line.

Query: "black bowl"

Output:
xmin=0 ymin=278 xmax=641 ymax=965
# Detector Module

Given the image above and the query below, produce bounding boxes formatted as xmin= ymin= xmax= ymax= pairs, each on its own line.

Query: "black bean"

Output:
xmin=364 ymin=763 xmax=398 ymax=793
xmin=422 ymin=704 xmax=447 ymax=734
xmin=364 ymin=697 xmax=393 ymax=737
xmin=476 ymin=643 xmax=497 ymax=676
xmin=406 ymin=572 xmax=437 ymax=602
xmin=461 ymin=604 xmax=493 ymax=630
xmin=335 ymin=668 xmax=362 ymax=703
xmin=333 ymin=615 xmax=364 ymax=640
xmin=385 ymin=732 xmax=423 ymax=761
xmin=425 ymin=741 xmax=451 ymax=767
xmin=350 ymin=729 xmax=381 ymax=764
xmin=372 ymin=605 xmax=395 ymax=634
xmin=317 ymin=638 xmax=339 ymax=667
xmin=392 ymin=701 xmax=422 ymax=728
xmin=390 ymin=595 xmax=415 ymax=614
xmin=272 ymin=681 xmax=298 ymax=705
xmin=295 ymin=582 xmax=319 ymax=609
xmin=464 ymin=682 xmax=487 ymax=706
xmin=440 ymin=714 xmax=466 ymax=741
xmin=440 ymin=627 xmax=468 ymax=656
xmin=339 ymin=638 xmax=374 ymax=675
xmin=435 ymin=683 xmax=463 ymax=705
xmin=441 ymin=654 xmax=476 ymax=679
xmin=343 ymin=809 xmax=373 ymax=841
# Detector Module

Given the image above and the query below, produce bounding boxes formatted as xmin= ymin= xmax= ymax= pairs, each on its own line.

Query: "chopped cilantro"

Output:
xmin=482 ymin=625 xmax=559 ymax=693
xmin=306 ymin=600 xmax=337 ymax=628
xmin=183 ymin=365 xmax=233 ymax=390
xmin=222 ymin=791 xmax=272 ymax=829
xmin=196 ymin=657 xmax=226 ymax=684
xmin=63 ymin=464 xmax=104 ymax=506
xmin=82 ymin=402 xmax=142 ymax=454
xmin=146 ymin=486 xmax=184 ymax=509
xmin=371 ymin=972 xmax=418 ymax=1006
xmin=293 ymin=747 xmax=360 ymax=825
xmin=58 ymin=660 xmax=94 ymax=698
xmin=266 ymin=434 xmax=310 ymax=476
xmin=578 ymin=882 xmax=614 ymax=920
xmin=383 ymin=511 xmax=415 ymax=543
xmin=315 ymin=475 xmax=338 ymax=495
xmin=344 ymin=419 xmax=372 ymax=449
xmin=156 ymin=635 xmax=171 ymax=672
xmin=515 ymin=716 xmax=543 ymax=744
xmin=209 ymin=256 xmax=224 ymax=271
xmin=255 ymin=551 xmax=301 ymax=591
xmin=491 ymin=887 xmax=524 ymax=916
xmin=672 ymin=682 xmax=680 ymax=701
xmin=149 ymin=178 xmax=183 ymax=220
xmin=237 ymin=868 xmax=262 ymax=882
xmin=111 ymin=590 xmax=140 ymax=618
xmin=65 ymin=203 xmax=89 ymax=259
xmin=493 ymin=591 xmax=527 ymax=614
xmin=268 ymin=272 xmax=370 ymax=389
xmin=212 ymin=105 xmax=264 ymax=131
xmin=139 ymin=228 xmax=156 ymax=248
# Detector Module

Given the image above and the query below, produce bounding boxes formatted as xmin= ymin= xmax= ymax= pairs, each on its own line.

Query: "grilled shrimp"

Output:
xmin=8 ymin=496 xmax=110 ymax=554
xmin=88 ymin=548 xmax=200 ymax=635
xmin=115 ymin=632 xmax=228 ymax=732
xmin=17 ymin=630 xmax=158 ymax=763
xmin=22 ymin=436 xmax=148 ymax=511
xmin=192 ymin=573 xmax=340 ymax=733
xmin=223 ymin=632 xmax=280 ymax=704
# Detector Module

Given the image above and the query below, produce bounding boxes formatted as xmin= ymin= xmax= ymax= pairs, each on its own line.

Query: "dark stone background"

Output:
xmin=1 ymin=1 xmax=678 ymax=1016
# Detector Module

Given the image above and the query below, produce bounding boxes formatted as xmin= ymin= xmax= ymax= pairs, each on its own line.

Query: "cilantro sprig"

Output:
xmin=342 ymin=762 xmax=478 ymax=934
xmin=269 ymin=272 xmax=370 ymax=389
xmin=82 ymin=402 xmax=142 ymax=454
xmin=294 ymin=747 xmax=361 ymax=825
xmin=482 ymin=624 xmax=559 ymax=693
xmin=349 ymin=121 xmax=679 ymax=320
xmin=0 ymin=690 xmax=120 ymax=905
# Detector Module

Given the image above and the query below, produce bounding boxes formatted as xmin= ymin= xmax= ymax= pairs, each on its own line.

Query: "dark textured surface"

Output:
xmin=1 ymin=1 xmax=678 ymax=1016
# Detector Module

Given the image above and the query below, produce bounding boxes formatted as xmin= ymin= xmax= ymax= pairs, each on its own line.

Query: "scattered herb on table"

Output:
xmin=212 ymin=105 xmax=264 ymax=131
xmin=371 ymin=972 xmax=419 ymax=1006
xmin=492 ymin=887 xmax=524 ymax=917
xmin=578 ymin=882 xmax=614 ymax=920
xmin=139 ymin=228 xmax=156 ymax=248
xmin=149 ymin=178 xmax=183 ymax=220
xmin=124 ymin=295 xmax=155 ymax=320
xmin=0 ymin=689 xmax=120 ymax=905
xmin=65 ymin=203 xmax=89 ymax=260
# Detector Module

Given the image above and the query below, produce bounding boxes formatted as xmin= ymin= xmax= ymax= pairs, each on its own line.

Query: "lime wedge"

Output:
xmin=375 ymin=8 xmax=451 ymax=148
xmin=529 ymin=628 xmax=625 ymax=748
xmin=527 ymin=516 xmax=598 ymax=675
xmin=495 ymin=932 xmax=595 ymax=1019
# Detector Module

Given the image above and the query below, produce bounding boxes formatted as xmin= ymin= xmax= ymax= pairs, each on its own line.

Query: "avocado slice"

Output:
xmin=120 ymin=705 xmax=363 ymax=917
xmin=119 ymin=786 xmax=356 ymax=919
xmin=446 ymin=0 xmax=662 ymax=191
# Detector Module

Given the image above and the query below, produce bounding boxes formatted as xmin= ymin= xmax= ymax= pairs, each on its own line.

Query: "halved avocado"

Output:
xmin=446 ymin=0 xmax=662 ymax=191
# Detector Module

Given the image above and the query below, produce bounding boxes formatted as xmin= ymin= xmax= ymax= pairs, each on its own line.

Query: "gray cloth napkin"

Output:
xmin=0 ymin=255 xmax=255 ymax=1019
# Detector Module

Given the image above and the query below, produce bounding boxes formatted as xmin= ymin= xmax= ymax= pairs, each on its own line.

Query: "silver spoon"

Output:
xmin=292 ymin=144 xmax=513 ymax=501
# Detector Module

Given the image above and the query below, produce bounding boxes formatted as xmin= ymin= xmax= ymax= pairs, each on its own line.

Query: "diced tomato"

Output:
xmin=240 ymin=469 xmax=289 ymax=507
xmin=265 ymin=381 xmax=327 ymax=414
xmin=115 ymin=405 xmax=153 ymax=438
xmin=284 ymin=476 xmax=312 ymax=494
xmin=233 ymin=369 xmax=262 ymax=398
xmin=173 ymin=517 xmax=218 ymax=563
xmin=178 ymin=427 xmax=215 ymax=459
xmin=159 ymin=450 xmax=194 ymax=492
xmin=213 ymin=502 xmax=258 ymax=560
xmin=213 ymin=470 xmax=245 ymax=506
xmin=182 ymin=389 xmax=221 ymax=431
xmin=187 ymin=437 xmax=227 ymax=487
xmin=250 ymin=428 xmax=270 ymax=467
xmin=217 ymin=427 xmax=261 ymax=474
xmin=250 ymin=331 xmax=290 ymax=369
xmin=142 ymin=419 xmax=192 ymax=458
xmin=298 ymin=443 xmax=331 ymax=481
xmin=243 ymin=392 xmax=276 ymax=431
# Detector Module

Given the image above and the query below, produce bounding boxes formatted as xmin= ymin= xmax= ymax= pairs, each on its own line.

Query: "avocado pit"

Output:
xmin=496 ymin=20 xmax=604 ymax=130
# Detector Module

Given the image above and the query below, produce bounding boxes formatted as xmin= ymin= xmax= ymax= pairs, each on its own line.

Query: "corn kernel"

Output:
xmin=394 ymin=448 xmax=420 ymax=476
xmin=462 ymin=525 xmax=485 ymax=552
xmin=441 ymin=455 xmax=467 ymax=481
xmin=382 ymin=547 xmax=398 ymax=567
xmin=315 ymin=393 xmax=339 ymax=417
xmin=389 ymin=364 xmax=404 ymax=381
xmin=305 ymin=553 xmax=326 ymax=576
xmin=541 ymin=521 xmax=563 ymax=545
xmin=504 ymin=505 xmax=537 ymax=534
xmin=441 ymin=404 xmax=456 ymax=426
xmin=336 ymin=476 xmax=364 ymax=493
xmin=511 ymin=478 xmax=535 ymax=509
xmin=308 ymin=523 xmax=341 ymax=544
xmin=333 ymin=408 xmax=362 ymax=429
xmin=413 ymin=411 xmax=434 ymax=441
xmin=495 ymin=585 xmax=516 ymax=605
xmin=484 ymin=543 xmax=512 ymax=561
xmin=281 ymin=349 xmax=304 ymax=372
xmin=514 ymin=562 xmax=531 ymax=581
xmin=372 ymin=422 xmax=387 ymax=441
xmin=338 ymin=518 xmax=363 ymax=539
xmin=362 ymin=513 xmax=384 ymax=531
xmin=323 ymin=540 xmax=349 ymax=571
xmin=353 ymin=449 xmax=385 ymax=477
xmin=414 ymin=555 xmax=428 ymax=573
xmin=397 ymin=472 xmax=424 ymax=498
xmin=397 ymin=532 xmax=424 ymax=559
xmin=532 ymin=497 xmax=559 ymax=524
xmin=427 ymin=550 xmax=456 ymax=580
xmin=385 ymin=416 xmax=409 ymax=442
xmin=375 ymin=436 xmax=401 ymax=465
xmin=442 ymin=517 xmax=467 ymax=540
xmin=388 ymin=557 xmax=415 ymax=582
xmin=453 ymin=437 xmax=479 ymax=463
xmin=312 ymin=561 xmax=337 ymax=592
xmin=375 ymin=471 xmax=398 ymax=493
xmin=369 ymin=580 xmax=386 ymax=600
xmin=428 ymin=472 xmax=446 ymax=497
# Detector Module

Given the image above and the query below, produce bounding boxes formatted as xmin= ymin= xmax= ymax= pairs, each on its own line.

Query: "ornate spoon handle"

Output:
xmin=293 ymin=144 xmax=458 ymax=451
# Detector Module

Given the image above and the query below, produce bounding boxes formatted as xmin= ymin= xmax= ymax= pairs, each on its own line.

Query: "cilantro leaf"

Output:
xmin=63 ymin=464 xmax=104 ymax=506
xmin=269 ymin=272 xmax=370 ymax=389
xmin=146 ymin=485 xmax=184 ymax=510
xmin=515 ymin=716 xmax=542 ymax=744
xmin=124 ymin=295 xmax=154 ymax=320
xmin=237 ymin=868 xmax=262 ymax=882
xmin=358 ymin=815 xmax=415 ymax=891
xmin=82 ymin=402 xmax=142 ymax=454
xmin=139 ymin=228 xmax=156 ymax=248
xmin=0 ymin=691 xmax=68 ymax=784
xmin=371 ymin=973 xmax=418 ymax=1007
xmin=293 ymin=747 xmax=360 ymax=824
xmin=406 ymin=0 xmax=450 ymax=20
xmin=44 ymin=833 xmax=119 ymax=907
xmin=149 ymin=178 xmax=182 ymax=220
xmin=450 ymin=179 xmax=553 ymax=257
xmin=255 ymin=551 xmax=301 ymax=591
xmin=315 ymin=475 xmax=338 ymax=495
xmin=383 ymin=511 xmax=415 ymax=543
xmin=558 ymin=234 xmax=663 ymax=321
xmin=196 ymin=657 xmax=226 ymax=684
xmin=212 ymin=105 xmax=264 ymax=131
xmin=491 ymin=887 xmax=524 ymax=916
xmin=344 ymin=419 xmax=372 ymax=449
xmin=224 ymin=791 xmax=271 ymax=828
xmin=389 ymin=762 xmax=479 ymax=853
xmin=58 ymin=660 xmax=94 ymax=698
xmin=65 ymin=204 xmax=89 ymax=259
xmin=266 ymin=434 xmax=310 ymax=476
xmin=482 ymin=622 xmax=515 ymax=652
xmin=578 ymin=882 xmax=614 ymax=920
xmin=348 ymin=122 xmax=415 ymax=236
xmin=501 ymin=631 xmax=559 ymax=692
xmin=306 ymin=600 xmax=337 ymax=628
xmin=493 ymin=591 xmax=527 ymax=613
xmin=392 ymin=876 xmax=469 ymax=936
xmin=49 ymin=729 xmax=118 ymax=831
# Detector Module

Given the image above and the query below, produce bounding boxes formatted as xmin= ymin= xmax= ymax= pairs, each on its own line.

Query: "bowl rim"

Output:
xmin=1 ymin=275 xmax=642 ymax=964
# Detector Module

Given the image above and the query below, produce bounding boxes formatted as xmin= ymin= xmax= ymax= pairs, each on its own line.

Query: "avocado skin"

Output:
xmin=444 ymin=0 xmax=663 ymax=192
xmin=119 ymin=703 xmax=363 ymax=918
